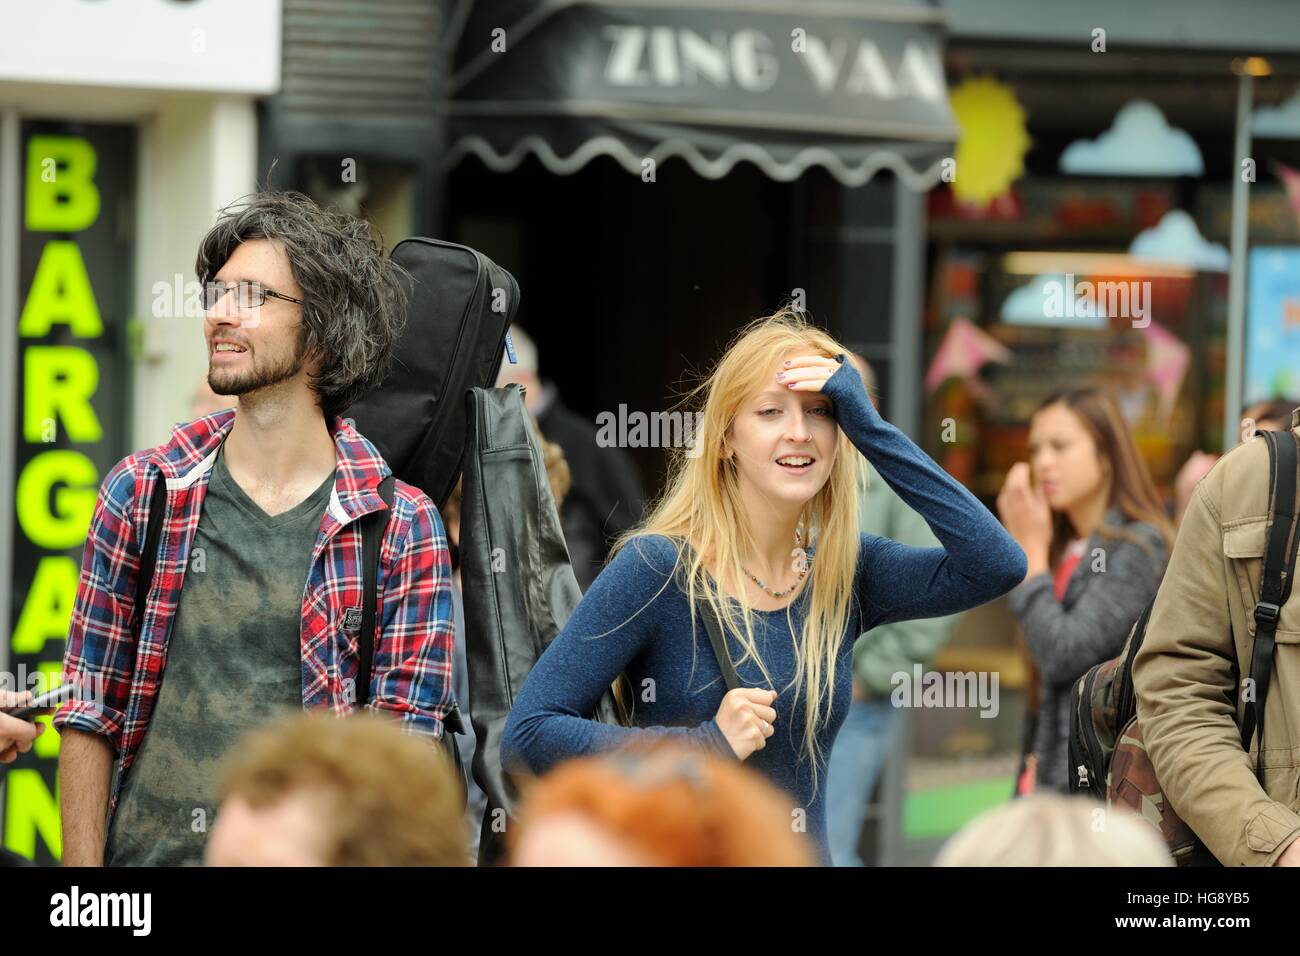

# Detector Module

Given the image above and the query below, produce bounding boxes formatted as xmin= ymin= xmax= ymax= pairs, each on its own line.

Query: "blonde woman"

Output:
xmin=501 ymin=311 xmax=1026 ymax=862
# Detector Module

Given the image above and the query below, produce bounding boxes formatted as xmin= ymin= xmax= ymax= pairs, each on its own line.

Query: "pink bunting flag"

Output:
xmin=1272 ymin=160 xmax=1300 ymax=226
xmin=1142 ymin=321 xmax=1191 ymax=420
xmin=924 ymin=316 xmax=1013 ymax=395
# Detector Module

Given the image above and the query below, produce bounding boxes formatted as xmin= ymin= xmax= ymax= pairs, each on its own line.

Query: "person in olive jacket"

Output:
xmin=1135 ymin=423 xmax=1300 ymax=867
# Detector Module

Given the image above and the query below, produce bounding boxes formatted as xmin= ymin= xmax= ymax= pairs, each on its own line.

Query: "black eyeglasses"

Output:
xmin=203 ymin=279 xmax=304 ymax=311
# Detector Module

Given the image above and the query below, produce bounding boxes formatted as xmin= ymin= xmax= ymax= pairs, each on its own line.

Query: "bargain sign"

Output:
xmin=4 ymin=123 xmax=133 ymax=864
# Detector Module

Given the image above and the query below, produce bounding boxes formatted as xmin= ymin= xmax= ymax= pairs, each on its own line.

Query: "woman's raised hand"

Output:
xmin=996 ymin=462 xmax=1052 ymax=572
xmin=715 ymin=687 xmax=778 ymax=760
xmin=776 ymin=355 xmax=842 ymax=392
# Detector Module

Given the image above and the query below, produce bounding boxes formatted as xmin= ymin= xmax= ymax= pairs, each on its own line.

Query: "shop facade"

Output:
xmin=261 ymin=0 xmax=444 ymax=247
xmin=923 ymin=22 xmax=1300 ymax=501
xmin=439 ymin=0 xmax=957 ymax=486
xmin=264 ymin=0 xmax=958 ymax=488
xmin=903 ymin=0 xmax=1300 ymax=855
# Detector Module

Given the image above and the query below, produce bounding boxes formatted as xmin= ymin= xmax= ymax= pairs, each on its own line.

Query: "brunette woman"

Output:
xmin=997 ymin=388 xmax=1173 ymax=794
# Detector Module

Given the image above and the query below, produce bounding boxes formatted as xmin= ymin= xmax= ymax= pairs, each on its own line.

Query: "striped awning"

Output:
xmin=444 ymin=0 xmax=958 ymax=189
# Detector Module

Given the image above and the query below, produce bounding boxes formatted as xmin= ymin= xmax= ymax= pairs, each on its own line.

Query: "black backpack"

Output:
xmin=346 ymin=237 xmax=520 ymax=800
xmin=459 ymin=384 xmax=634 ymax=864
xmin=348 ymin=237 xmax=518 ymax=512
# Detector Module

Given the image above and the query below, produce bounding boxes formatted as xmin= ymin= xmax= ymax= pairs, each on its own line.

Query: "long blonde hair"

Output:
xmin=613 ymin=309 xmax=863 ymax=789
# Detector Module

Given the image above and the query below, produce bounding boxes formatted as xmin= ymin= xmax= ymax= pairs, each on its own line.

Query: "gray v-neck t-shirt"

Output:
xmin=105 ymin=446 xmax=335 ymax=866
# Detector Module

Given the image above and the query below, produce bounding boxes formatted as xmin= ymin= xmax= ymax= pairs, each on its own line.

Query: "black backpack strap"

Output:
xmin=355 ymin=477 xmax=467 ymax=739
xmin=133 ymin=476 xmax=169 ymax=639
xmin=697 ymin=598 xmax=741 ymax=692
xmin=680 ymin=539 xmax=742 ymax=692
xmin=1241 ymin=430 xmax=1300 ymax=777
xmin=356 ymin=475 xmax=396 ymax=710
xmin=355 ymin=475 xmax=465 ymax=808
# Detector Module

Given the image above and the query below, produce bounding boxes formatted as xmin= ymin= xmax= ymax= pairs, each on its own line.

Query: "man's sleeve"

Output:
xmin=370 ymin=492 xmax=454 ymax=739
xmin=52 ymin=457 xmax=142 ymax=751
xmin=1134 ymin=480 xmax=1300 ymax=866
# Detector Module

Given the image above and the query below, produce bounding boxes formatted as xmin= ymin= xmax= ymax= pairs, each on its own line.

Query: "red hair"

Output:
xmin=509 ymin=745 xmax=816 ymax=867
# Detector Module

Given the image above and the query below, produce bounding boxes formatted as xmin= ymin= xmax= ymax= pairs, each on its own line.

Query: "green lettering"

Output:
xmin=23 ymin=346 xmax=101 ymax=442
xmin=15 ymin=451 xmax=98 ymax=550
xmin=18 ymin=241 xmax=103 ymax=338
xmin=25 ymin=135 xmax=100 ymax=232
xmin=2 ymin=769 xmax=61 ymax=861
xmin=32 ymin=663 xmax=64 ymax=760
xmin=12 ymin=556 xmax=79 ymax=655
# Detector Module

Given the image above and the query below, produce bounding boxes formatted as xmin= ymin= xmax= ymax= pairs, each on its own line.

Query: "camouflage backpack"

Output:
xmin=1067 ymin=428 xmax=1299 ymax=866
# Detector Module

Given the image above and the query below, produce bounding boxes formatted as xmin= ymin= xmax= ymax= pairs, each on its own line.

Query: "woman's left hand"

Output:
xmin=776 ymin=355 xmax=844 ymax=392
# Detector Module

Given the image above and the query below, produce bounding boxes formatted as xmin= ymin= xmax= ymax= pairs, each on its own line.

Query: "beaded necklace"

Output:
xmin=741 ymin=529 xmax=811 ymax=599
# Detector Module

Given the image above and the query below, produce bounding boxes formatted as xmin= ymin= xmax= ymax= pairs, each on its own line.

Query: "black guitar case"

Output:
xmin=346 ymin=237 xmax=518 ymax=511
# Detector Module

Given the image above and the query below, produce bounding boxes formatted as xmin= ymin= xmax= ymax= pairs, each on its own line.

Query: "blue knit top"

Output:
xmin=500 ymin=359 xmax=1027 ymax=861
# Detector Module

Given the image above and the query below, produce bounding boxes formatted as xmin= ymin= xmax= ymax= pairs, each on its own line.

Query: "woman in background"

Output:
xmin=998 ymin=388 xmax=1173 ymax=794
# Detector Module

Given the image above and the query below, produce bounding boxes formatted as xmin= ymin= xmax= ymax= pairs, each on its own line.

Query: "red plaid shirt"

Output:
xmin=54 ymin=409 xmax=454 ymax=816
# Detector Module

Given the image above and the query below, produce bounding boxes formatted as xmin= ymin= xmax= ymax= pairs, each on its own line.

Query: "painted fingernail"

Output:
xmin=784 ymin=360 xmax=792 ymax=367
xmin=776 ymin=371 xmax=785 ymax=380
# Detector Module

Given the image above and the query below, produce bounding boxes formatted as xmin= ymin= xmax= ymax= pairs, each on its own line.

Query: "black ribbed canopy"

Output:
xmin=444 ymin=0 xmax=958 ymax=188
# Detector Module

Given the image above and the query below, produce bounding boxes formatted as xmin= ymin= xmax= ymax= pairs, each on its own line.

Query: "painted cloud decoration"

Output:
xmin=1059 ymin=100 xmax=1203 ymax=176
xmin=1000 ymin=274 xmax=1109 ymax=328
xmin=1128 ymin=210 xmax=1230 ymax=272
xmin=1254 ymin=86 xmax=1300 ymax=138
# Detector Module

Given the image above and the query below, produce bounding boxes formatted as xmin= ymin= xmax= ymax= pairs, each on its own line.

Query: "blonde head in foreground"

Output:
xmin=935 ymin=794 xmax=1174 ymax=867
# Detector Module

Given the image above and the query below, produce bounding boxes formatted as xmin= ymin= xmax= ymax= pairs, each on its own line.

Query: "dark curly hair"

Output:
xmin=195 ymin=190 xmax=408 ymax=416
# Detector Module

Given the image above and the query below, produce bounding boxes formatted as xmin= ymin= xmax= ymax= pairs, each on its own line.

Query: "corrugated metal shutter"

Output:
xmin=279 ymin=0 xmax=440 ymax=120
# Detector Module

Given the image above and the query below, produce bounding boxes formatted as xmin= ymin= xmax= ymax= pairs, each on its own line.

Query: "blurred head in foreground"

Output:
xmin=935 ymin=794 xmax=1173 ymax=867
xmin=206 ymin=713 xmax=467 ymax=866
xmin=509 ymin=745 xmax=816 ymax=867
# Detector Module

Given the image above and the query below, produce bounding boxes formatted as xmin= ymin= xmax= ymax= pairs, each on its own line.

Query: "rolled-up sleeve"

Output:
xmin=370 ymin=491 xmax=455 ymax=740
xmin=53 ymin=457 xmax=145 ymax=752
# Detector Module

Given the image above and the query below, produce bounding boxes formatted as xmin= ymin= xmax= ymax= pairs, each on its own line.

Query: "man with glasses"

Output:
xmin=55 ymin=191 xmax=456 ymax=866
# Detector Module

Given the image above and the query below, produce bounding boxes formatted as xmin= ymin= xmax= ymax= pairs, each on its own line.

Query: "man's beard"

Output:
xmin=208 ymin=346 xmax=305 ymax=398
